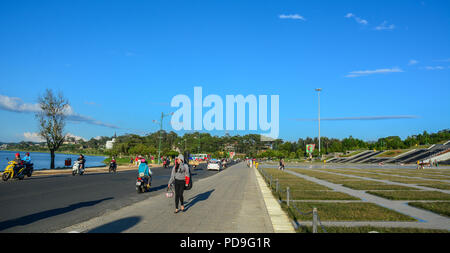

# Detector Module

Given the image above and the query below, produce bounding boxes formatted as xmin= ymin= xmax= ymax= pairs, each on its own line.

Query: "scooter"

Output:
xmin=136 ymin=173 xmax=151 ymax=193
xmin=2 ymin=159 xmax=34 ymax=181
xmin=72 ymin=160 xmax=85 ymax=176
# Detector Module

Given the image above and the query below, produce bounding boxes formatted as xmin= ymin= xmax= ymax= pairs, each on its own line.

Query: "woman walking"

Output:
xmin=168 ymin=153 xmax=190 ymax=214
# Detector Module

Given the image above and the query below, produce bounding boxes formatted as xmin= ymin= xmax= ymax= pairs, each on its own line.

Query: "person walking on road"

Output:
xmin=168 ymin=154 xmax=190 ymax=214
xmin=279 ymin=158 xmax=285 ymax=171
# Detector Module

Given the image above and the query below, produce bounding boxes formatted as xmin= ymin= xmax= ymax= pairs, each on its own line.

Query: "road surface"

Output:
xmin=0 ymin=162 xmax=227 ymax=232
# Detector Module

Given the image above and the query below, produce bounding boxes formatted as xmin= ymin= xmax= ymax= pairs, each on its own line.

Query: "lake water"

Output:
xmin=0 ymin=150 xmax=106 ymax=172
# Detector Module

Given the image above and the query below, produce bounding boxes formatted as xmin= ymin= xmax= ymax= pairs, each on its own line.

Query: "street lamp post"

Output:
xmin=315 ymin=88 xmax=322 ymax=159
xmin=153 ymin=112 xmax=173 ymax=165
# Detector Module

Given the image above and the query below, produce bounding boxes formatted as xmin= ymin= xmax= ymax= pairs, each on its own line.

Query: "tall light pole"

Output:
xmin=153 ymin=111 xmax=174 ymax=164
xmin=315 ymin=88 xmax=322 ymax=159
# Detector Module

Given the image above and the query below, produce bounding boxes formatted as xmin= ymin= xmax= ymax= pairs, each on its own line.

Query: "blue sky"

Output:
xmin=0 ymin=0 xmax=449 ymax=143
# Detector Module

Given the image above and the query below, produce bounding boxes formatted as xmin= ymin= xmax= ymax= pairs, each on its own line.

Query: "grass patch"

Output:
xmin=417 ymin=182 xmax=450 ymax=190
xmin=263 ymin=168 xmax=330 ymax=191
xmin=296 ymin=225 xmax=448 ymax=233
xmin=290 ymin=168 xmax=356 ymax=184
xmin=288 ymin=190 xmax=360 ymax=200
xmin=341 ymin=180 xmax=418 ymax=190
xmin=376 ymin=149 xmax=410 ymax=158
xmin=260 ymin=168 xmax=358 ymax=200
xmin=284 ymin=202 xmax=416 ymax=222
xmin=408 ymin=202 xmax=450 ymax=217
xmin=367 ymin=191 xmax=450 ymax=200
xmin=339 ymin=150 xmax=366 ymax=158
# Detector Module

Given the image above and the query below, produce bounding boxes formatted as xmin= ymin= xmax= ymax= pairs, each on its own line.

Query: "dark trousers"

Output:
xmin=174 ymin=179 xmax=185 ymax=209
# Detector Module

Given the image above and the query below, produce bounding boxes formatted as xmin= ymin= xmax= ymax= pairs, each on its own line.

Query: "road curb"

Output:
xmin=253 ymin=166 xmax=296 ymax=233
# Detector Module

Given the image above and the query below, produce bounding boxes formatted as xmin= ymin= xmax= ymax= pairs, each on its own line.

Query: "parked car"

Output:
xmin=207 ymin=159 xmax=221 ymax=171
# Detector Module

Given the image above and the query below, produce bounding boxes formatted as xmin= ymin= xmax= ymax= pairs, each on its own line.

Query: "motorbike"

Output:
xmin=72 ymin=160 xmax=85 ymax=176
xmin=109 ymin=161 xmax=117 ymax=173
xmin=136 ymin=173 xmax=151 ymax=193
xmin=2 ymin=159 xmax=34 ymax=181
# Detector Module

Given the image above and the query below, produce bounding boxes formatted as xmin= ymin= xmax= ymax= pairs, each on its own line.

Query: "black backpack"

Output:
xmin=185 ymin=165 xmax=193 ymax=190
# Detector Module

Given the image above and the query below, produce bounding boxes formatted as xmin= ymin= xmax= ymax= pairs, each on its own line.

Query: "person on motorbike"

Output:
xmin=110 ymin=156 xmax=117 ymax=170
xmin=22 ymin=152 xmax=32 ymax=171
xmin=138 ymin=158 xmax=152 ymax=188
xmin=13 ymin=153 xmax=23 ymax=175
xmin=23 ymin=152 xmax=32 ymax=164
xmin=77 ymin=154 xmax=86 ymax=171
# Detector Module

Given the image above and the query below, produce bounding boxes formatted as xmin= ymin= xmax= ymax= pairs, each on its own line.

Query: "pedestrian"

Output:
xmin=129 ymin=157 xmax=133 ymax=167
xmin=279 ymin=158 xmax=285 ymax=171
xmin=168 ymin=153 xmax=190 ymax=214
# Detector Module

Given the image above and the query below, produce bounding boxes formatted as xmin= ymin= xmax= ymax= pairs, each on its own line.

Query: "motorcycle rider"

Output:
xmin=111 ymin=156 xmax=117 ymax=167
xmin=13 ymin=153 xmax=23 ymax=175
xmin=138 ymin=158 xmax=152 ymax=188
xmin=23 ymin=152 xmax=32 ymax=164
xmin=22 ymin=152 xmax=33 ymax=172
xmin=77 ymin=154 xmax=86 ymax=172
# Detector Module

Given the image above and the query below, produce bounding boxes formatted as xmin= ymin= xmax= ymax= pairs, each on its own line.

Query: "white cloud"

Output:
xmin=0 ymin=94 xmax=119 ymax=129
xmin=408 ymin=59 xmax=419 ymax=65
xmin=375 ymin=21 xmax=395 ymax=31
xmin=279 ymin=14 xmax=306 ymax=21
xmin=345 ymin=67 xmax=403 ymax=78
xmin=345 ymin=13 xmax=368 ymax=25
xmin=23 ymin=132 xmax=45 ymax=142
xmin=0 ymin=95 xmax=41 ymax=113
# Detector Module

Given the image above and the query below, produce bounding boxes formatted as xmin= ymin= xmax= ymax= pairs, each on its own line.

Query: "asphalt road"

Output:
xmin=0 ymin=162 xmax=232 ymax=232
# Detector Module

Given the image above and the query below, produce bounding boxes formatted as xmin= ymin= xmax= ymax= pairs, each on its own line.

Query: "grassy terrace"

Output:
xmin=339 ymin=150 xmax=366 ymax=158
xmin=319 ymin=169 xmax=450 ymax=190
xmin=258 ymin=167 xmax=420 ymax=230
xmin=376 ymin=149 xmax=411 ymax=158
xmin=408 ymin=202 xmax=450 ymax=217
xmin=323 ymin=168 xmax=450 ymax=181
xmin=280 ymin=167 xmax=450 ymax=219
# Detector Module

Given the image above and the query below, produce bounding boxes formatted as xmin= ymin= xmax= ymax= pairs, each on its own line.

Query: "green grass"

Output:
xmin=290 ymin=168 xmax=356 ymax=184
xmin=287 ymin=190 xmax=360 ymax=200
xmin=296 ymin=225 xmax=449 ymax=233
xmin=408 ymin=202 xmax=450 ymax=217
xmin=284 ymin=202 xmax=416 ymax=221
xmin=339 ymin=150 xmax=367 ymax=158
xmin=341 ymin=180 xmax=418 ymax=190
xmin=367 ymin=191 xmax=450 ymax=200
xmin=261 ymin=168 xmax=357 ymax=200
xmin=417 ymin=182 xmax=450 ymax=190
xmin=376 ymin=149 xmax=411 ymax=158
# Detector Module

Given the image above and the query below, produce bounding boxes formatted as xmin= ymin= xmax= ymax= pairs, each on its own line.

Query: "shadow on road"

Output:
xmin=88 ymin=216 xmax=142 ymax=233
xmin=184 ymin=189 xmax=215 ymax=211
xmin=0 ymin=197 xmax=113 ymax=231
xmin=148 ymin=184 xmax=168 ymax=193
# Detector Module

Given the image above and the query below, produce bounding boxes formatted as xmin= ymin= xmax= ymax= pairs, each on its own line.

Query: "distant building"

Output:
xmin=105 ymin=132 xmax=117 ymax=150
xmin=0 ymin=144 xmax=7 ymax=150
